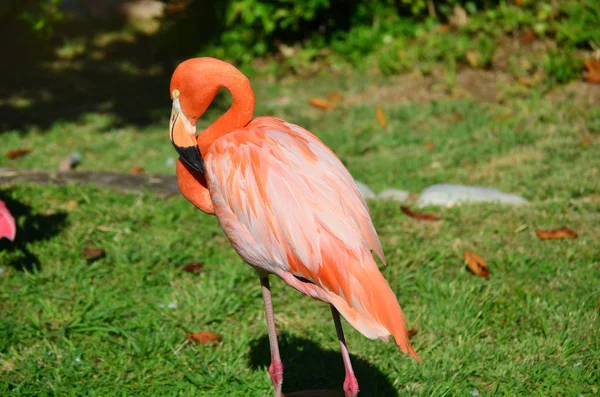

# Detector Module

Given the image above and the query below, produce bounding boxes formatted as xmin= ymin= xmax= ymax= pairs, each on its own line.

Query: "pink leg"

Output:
xmin=331 ymin=305 xmax=359 ymax=397
xmin=261 ymin=276 xmax=284 ymax=397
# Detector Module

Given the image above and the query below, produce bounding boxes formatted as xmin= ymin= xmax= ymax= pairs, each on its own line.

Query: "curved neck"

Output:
xmin=196 ymin=75 xmax=255 ymax=155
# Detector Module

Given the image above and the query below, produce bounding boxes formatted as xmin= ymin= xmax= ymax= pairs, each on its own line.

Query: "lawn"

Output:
xmin=1 ymin=70 xmax=599 ymax=396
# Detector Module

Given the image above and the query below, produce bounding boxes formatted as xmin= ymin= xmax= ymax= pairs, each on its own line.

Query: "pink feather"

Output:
xmin=0 ymin=200 xmax=16 ymax=241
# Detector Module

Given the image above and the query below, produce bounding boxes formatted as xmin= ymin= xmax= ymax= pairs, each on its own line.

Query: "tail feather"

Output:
xmin=318 ymin=246 xmax=421 ymax=362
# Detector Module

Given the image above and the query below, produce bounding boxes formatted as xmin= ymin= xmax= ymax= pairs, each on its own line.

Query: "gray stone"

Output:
xmin=354 ymin=180 xmax=376 ymax=200
xmin=377 ymin=189 xmax=410 ymax=203
xmin=416 ymin=184 xmax=528 ymax=207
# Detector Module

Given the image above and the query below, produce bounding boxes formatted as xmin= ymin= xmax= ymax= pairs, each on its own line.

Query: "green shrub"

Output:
xmin=0 ymin=0 xmax=63 ymax=37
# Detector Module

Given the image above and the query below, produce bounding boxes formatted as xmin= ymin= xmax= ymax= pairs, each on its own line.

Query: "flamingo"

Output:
xmin=169 ymin=57 xmax=420 ymax=397
xmin=0 ymin=200 xmax=16 ymax=241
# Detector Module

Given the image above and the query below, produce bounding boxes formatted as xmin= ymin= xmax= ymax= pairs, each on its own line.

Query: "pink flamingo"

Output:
xmin=169 ymin=58 xmax=419 ymax=397
xmin=0 ymin=200 xmax=16 ymax=241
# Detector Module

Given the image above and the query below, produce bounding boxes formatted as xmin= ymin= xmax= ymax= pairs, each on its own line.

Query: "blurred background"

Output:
xmin=0 ymin=0 xmax=598 ymax=133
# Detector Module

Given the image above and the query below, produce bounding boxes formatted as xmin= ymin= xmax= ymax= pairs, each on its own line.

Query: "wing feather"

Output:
xmin=205 ymin=117 xmax=418 ymax=359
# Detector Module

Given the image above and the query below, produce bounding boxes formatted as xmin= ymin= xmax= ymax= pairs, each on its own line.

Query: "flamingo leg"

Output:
xmin=330 ymin=305 xmax=359 ymax=397
xmin=260 ymin=276 xmax=284 ymax=397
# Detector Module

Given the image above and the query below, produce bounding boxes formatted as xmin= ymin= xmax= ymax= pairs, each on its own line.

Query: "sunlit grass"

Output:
xmin=1 ymin=72 xmax=599 ymax=396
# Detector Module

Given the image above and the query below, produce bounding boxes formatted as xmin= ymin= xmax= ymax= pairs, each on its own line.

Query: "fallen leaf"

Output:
xmin=400 ymin=206 xmax=440 ymax=221
xmin=129 ymin=166 xmax=144 ymax=174
xmin=465 ymin=51 xmax=479 ymax=67
xmin=584 ymin=58 xmax=600 ymax=73
xmin=408 ymin=326 xmax=418 ymax=339
xmin=519 ymin=30 xmax=536 ymax=44
xmin=580 ymin=137 xmax=593 ymax=146
xmin=327 ymin=91 xmax=344 ymax=102
xmin=375 ymin=105 xmax=387 ymax=130
xmin=536 ymin=227 xmax=578 ymax=240
xmin=424 ymin=141 xmax=436 ymax=151
xmin=463 ymin=251 xmax=490 ymax=279
xmin=308 ymin=98 xmax=335 ymax=110
xmin=437 ymin=24 xmax=450 ymax=33
xmin=7 ymin=149 xmax=31 ymax=159
xmin=584 ymin=58 xmax=600 ymax=84
xmin=517 ymin=76 xmax=533 ymax=86
xmin=182 ymin=263 xmax=205 ymax=273
xmin=515 ymin=0 xmax=524 ymax=6
xmin=187 ymin=332 xmax=222 ymax=344
xmin=82 ymin=247 xmax=106 ymax=262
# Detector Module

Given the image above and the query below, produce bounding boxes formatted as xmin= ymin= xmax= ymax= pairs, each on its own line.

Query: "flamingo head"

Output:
xmin=168 ymin=58 xmax=228 ymax=175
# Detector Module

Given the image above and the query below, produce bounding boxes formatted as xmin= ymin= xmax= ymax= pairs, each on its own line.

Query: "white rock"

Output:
xmin=377 ymin=189 xmax=410 ymax=203
xmin=416 ymin=184 xmax=528 ymax=207
xmin=354 ymin=180 xmax=376 ymax=200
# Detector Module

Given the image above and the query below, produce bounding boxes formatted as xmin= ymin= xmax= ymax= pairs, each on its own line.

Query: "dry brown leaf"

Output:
xmin=400 ymin=206 xmax=440 ymax=221
xmin=408 ymin=326 xmax=418 ymax=339
xmin=129 ymin=166 xmax=144 ymax=174
xmin=517 ymin=76 xmax=533 ymax=86
xmin=515 ymin=0 xmax=524 ymax=6
xmin=519 ymin=30 xmax=536 ymax=44
xmin=326 ymin=91 xmax=344 ymax=102
xmin=587 ymin=71 xmax=600 ymax=84
xmin=375 ymin=105 xmax=388 ymax=130
xmin=7 ymin=149 xmax=31 ymax=159
xmin=463 ymin=251 xmax=490 ymax=279
xmin=83 ymin=247 xmax=106 ymax=262
xmin=584 ymin=58 xmax=600 ymax=84
xmin=580 ymin=137 xmax=593 ymax=146
xmin=465 ymin=51 xmax=479 ymax=67
xmin=424 ymin=141 xmax=436 ymax=151
xmin=584 ymin=58 xmax=600 ymax=72
xmin=437 ymin=24 xmax=450 ymax=33
xmin=536 ymin=227 xmax=578 ymax=240
xmin=187 ymin=332 xmax=222 ymax=344
xmin=308 ymin=98 xmax=335 ymax=110
xmin=182 ymin=263 xmax=205 ymax=273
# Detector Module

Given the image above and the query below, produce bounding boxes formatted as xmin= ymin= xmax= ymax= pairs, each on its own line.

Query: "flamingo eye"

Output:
xmin=172 ymin=89 xmax=180 ymax=99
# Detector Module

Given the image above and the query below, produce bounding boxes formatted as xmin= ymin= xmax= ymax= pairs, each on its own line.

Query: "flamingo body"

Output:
xmin=168 ymin=57 xmax=419 ymax=396
xmin=204 ymin=117 xmax=416 ymax=357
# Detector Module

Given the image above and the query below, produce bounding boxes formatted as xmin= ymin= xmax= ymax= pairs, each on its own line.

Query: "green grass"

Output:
xmin=1 ymin=73 xmax=599 ymax=396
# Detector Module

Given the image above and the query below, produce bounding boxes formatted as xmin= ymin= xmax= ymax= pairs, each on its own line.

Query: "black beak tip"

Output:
xmin=174 ymin=143 xmax=205 ymax=174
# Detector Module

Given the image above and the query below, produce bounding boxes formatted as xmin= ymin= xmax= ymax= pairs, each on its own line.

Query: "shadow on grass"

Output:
xmin=0 ymin=1 xmax=230 ymax=133
xmin=249 ymin=332 xmax=399 ymax=397
xmin=0 ymin=192 xmax=67 ymax=272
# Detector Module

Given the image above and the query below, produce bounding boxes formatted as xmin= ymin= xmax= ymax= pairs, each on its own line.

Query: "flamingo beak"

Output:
xmin=169 ymin=94 xmax=205 ymax=174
